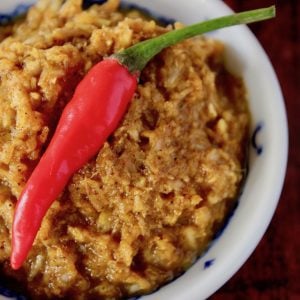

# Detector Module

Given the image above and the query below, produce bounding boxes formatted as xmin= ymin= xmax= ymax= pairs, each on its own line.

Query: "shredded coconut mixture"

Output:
xmin=0 ymin=0 xmax=249 ymax=299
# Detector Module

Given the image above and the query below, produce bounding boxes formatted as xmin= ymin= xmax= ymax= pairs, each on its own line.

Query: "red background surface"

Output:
xmin=210 ymin=0 xmax=299 ymax=299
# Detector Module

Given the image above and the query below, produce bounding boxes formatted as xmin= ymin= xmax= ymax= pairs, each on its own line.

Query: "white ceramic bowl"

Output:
xmin=0 ymin=1 xmax=288 ymax=299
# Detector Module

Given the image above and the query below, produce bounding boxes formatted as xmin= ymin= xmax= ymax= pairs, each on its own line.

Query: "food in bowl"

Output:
xmin=0 ymin=0 xmax=256 ymax=298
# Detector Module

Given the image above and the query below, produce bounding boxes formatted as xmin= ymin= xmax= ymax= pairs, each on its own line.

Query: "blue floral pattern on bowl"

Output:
xmin=252 ymin=122 xmax=264 ymax=155
xmin=0 ymin=284 xmax=26 ymax=300
xmin=0 ymin=4 xmax=31 ymax=24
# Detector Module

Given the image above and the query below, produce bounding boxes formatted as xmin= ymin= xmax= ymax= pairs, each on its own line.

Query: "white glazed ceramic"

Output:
xmin=0 ymin=1 xmax=288 ymax=300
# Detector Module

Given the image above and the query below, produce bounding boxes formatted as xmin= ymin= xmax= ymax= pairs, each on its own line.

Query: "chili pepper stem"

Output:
xmin=113 ymin=6 xmax=275 ymax=74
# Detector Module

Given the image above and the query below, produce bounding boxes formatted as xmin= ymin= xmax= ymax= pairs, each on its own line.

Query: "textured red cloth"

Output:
xmin=210 ymin=0 xmax=300 ymax=299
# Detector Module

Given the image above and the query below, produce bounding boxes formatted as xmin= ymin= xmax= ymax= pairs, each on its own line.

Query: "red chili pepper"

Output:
xmin=10 ymin=7 xmax=275 ymax=270
xmin=11 ymin=59 xmax=137 ymax=269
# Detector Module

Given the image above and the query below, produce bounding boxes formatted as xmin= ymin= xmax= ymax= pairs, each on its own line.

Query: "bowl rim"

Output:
xmin=0 ymin=1 xmax=288 ymax=300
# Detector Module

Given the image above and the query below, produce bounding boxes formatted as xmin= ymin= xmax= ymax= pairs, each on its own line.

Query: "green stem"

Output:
xmin=113 ymin=6 xmax=275 ymax=73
